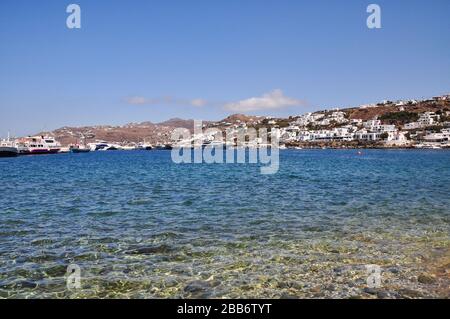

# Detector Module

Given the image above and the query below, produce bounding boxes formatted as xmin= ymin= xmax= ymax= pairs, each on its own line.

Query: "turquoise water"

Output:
xmin=0 ymin=150 xmax=449 ymax=298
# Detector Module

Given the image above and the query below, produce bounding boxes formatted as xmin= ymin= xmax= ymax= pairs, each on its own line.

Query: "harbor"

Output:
xmin=0 ymin=135 xmax=175 ymax=158
xmin=3 ymin=93 xmax=450 ymax=159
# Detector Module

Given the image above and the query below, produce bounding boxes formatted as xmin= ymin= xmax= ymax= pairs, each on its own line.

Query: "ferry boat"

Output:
xmin=16 ymin=136 xmax=61 ymax=155
xmin=0 ymin=139 xmax=18 ymax=157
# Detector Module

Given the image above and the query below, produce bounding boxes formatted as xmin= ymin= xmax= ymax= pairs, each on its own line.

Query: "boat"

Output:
xmin=0 ymin=138 xmax=18 ymax=157
xmin=71 ymin=146 xmax=90 ymax=153
xmin=70 ymin=136 xmax=91 ymax=153
xmin=72 ymin=148 xmax=90 ymax=153
xmin=136 ymin=144 xmax=153 ymax=150
xmin=97 ymin=144 xmax=120 ymax=151
xmin=87 ymin=142 xmax=110 ymax=151
xmin=121 ymin=145 xmax=137 ymax=151
xmin=16 ymin=136 xmax=61 ymax=155
xmin=154 ymin=144 xmax=172 ymax=150
xmin=414 ymin=143 xmax=442 ymax=149
xmin=136 ymin=140 xmax=154 ymax=150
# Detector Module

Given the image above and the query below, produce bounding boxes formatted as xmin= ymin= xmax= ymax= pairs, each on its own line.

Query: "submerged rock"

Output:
xmin=376 ymin=290 xmax=390 ymax=299
xmin=183 ymin=280 xmax=214 ymax=298
xmin=127 ymin=244 xmax=173 ymax=255
xmin=184 ymin=280 xmax=212 ymax=293
xmin=388 ymin=267 xmax=400 ymax=274
xmin=398 ymin=288 xmax=423 ymax=298
xmin=363 ymin=287 xmax=378 ymax=295
xmin=15 ymin=280 xmax=38 ymax=289
xmin=417 ymin=273 xmax=437 ymax=284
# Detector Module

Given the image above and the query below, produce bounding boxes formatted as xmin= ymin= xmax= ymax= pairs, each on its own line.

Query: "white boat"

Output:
xmin=59 ymin=147 xmax=71 ymax=153
xmin=16 ymin=136 xmax=61 ymax=155
xmin=121 ymin=145 xmax=137 ymax=151
xmin=98 ymin=144 xmax=122 ymax=151
xmin=414 ymin=143 xmax=442 ymax=149
xmin=87 ymin=141 xmax=115 ymax=151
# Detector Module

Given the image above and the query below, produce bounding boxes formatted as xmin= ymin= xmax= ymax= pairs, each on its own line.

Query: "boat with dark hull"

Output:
xmin=155 ymin=144 xmax=173 ymax=150
xmin=71 ymin=147 xmax=91 ymax=153
xmin=70 ymin=143 xmax=91 ymax=153
xmin=0 ymin=138 xmax=19 ymax=157
xmin=0 ymin=146 xmax=18 ymax=157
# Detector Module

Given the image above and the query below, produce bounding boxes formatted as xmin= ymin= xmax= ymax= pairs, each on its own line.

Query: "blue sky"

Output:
xmin=1 ymin=0 xmax=449 ymax=136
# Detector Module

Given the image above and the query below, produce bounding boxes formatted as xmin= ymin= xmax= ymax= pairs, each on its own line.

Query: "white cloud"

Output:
xmin=125 ymin=96 xmax=207 ymax=107
xmin=190 ymin=98 xmax=207 ymax=107
xmin=224 ymin=89 xmax=303 ymax=112
xmin=126 ymin=96 xmax=149 ymax=105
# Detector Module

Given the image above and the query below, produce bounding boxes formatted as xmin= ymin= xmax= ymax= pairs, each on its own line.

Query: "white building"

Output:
xmin=377 ymin=124 xmax=397 ymax=133
xmin=354 ymin=130 xmax=381 ymax=141
xmin=423 ymin=133 xmax=448 ymax=142
xmin=404 ymin=112 xmax=441 ymax=130
xmin=385 ymin=131 xmax=409 ymax=146
xmin=404 ymin=122 xmax=421 ymax=130
xmin=418 ymin=112 xmax=439 ymax=126
xmin=330 ymin=111 xmax=347 ymax=123
xmin=363 ymin=119 xmax=381 ymax=130
xmin=351 ymin=119 xmax=363 ymax=125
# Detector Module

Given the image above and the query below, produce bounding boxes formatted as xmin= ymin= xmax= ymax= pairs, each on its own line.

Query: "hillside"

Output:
xmin=345 ymin=99 xmax=450 ymax=121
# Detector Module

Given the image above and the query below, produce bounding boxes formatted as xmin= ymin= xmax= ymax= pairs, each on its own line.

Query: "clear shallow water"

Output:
xmin=0 ymin=150 xmax=449 ymax=299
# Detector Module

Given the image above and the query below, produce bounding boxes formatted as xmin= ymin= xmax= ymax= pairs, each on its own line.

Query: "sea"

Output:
xmin=0 ymin=149 xmax=449 ymax=298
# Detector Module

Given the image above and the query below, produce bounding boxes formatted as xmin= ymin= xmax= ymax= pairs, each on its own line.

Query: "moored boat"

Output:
xmin=16 ymin=136 xmax=61 ymax=155
xmin=71 ymin=146 xmax=91 ymax=153
xmin=0 ymin=139 xmax=18 ymax=157
xmin=70 ymin=139 xmax=91 ymax=153
xmin=154 ymin=143 xmax=172 ymax=150
xmin=59 ymin=147 xmax=71 ymax=153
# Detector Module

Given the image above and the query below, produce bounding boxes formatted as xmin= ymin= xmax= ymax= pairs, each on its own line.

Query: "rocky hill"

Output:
xmin=39 ymin=122 xmax=174 ymax=146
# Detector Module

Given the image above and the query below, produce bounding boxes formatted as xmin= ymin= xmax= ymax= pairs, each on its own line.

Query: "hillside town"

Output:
xmin=200 ymin=93 xmax=450 ymax=149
